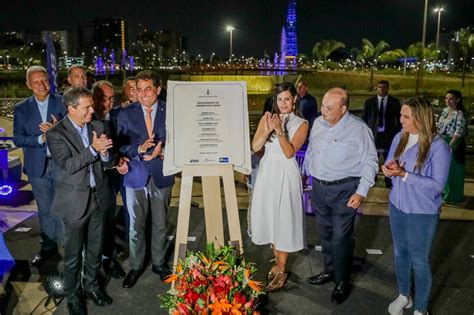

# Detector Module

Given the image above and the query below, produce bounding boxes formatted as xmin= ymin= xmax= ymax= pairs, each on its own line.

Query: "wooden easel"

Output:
xmin=173 ymin=164 xmax=243 ymax=268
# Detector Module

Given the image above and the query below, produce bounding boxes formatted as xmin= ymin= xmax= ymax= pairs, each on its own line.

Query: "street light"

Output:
xmin=226 ymin=25 xmax=235 ymax=61
xmin=434 ymin=7 xmax=444 ymax=49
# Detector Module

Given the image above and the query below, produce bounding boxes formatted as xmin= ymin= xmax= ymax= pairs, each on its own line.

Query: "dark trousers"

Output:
xmin=29 ymin=158 xmax=64 ymax=250
xmin=126 ymin=178 xmax=171 ymax=270
xmin=376 ymin=132 xmax=393 ymax=188
xmin=311 ymin=178 xmax=358 ymax=282
xmin=63 ymin=190 xmax=105 ymax=302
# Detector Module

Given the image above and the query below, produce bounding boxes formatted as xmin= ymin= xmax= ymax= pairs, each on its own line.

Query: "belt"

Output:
xmin=90 ymin=187 xmax=97 ymax=192
xmin=313 ymin=176 xmax=360 ymax=186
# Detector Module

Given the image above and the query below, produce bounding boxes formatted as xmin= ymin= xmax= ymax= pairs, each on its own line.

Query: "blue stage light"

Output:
xmin=0 ymin=185 xmax=13 ymax=196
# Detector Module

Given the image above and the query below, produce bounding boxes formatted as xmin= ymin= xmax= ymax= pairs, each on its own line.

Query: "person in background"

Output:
xmin=382 ymin=97 xmax=450 ymax=315
xmin=361 ymin=80 xmax=401 ymax=188
xmin=250 ymin=82 xmax=308 ymax=292
xmin=67 ymin=65 xmax=87 ymax=88
xmin=121 ymin=77 xmax=138 ymax=107
xmin=297 ymin=80 xmax=318 ymax=130
xmin=91 ymin=80 xmax=127 ymax=279
xmin=436 ymin=89 xmax=468 ymax=204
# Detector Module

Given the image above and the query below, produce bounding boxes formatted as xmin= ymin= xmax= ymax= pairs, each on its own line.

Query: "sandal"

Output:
xmin=267 ymin=257 xmax=278 ymax=282
xmin=267 ymin=271 xmax=288 ymax=292
xmin=267 ymin=265 xmax=278 ymax=282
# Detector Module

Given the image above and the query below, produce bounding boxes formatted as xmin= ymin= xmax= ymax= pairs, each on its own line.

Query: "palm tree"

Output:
xmin=379 ymin=49 xmax=406 ymax=63
xmin=312 ymin=40 xmax=345 ymax=61
xmin=356 ymin=39 xmax=390 ymax=87
xmin=406 ymin=42 xmax=439 ymax=60
xmin=457 ymin=28 xmax=474 ymax=87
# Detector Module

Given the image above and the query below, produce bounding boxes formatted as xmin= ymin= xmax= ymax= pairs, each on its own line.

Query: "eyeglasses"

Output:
xmin=101 ymin=95 xmax=115 ymax=102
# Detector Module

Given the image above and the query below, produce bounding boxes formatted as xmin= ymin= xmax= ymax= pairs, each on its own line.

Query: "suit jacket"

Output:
xmin=46 ymin=117 xmax=114 ymax=221
xmin=361 ymin=94 xmax=401 ymax=148
xmin=117 ymin=101 xmax=175 ymax=189
xmin=13 ymin=93 xmax=67 ymax=178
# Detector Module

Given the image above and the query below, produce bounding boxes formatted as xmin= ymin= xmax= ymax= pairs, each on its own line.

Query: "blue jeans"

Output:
xmin=389 ymin=203 xmax=439 ymax=312
xmin=29 ymin=159 xmax=64 ymax=250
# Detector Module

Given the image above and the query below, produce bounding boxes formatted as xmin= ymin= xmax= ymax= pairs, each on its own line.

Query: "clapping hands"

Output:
xmin=381 ymin=159 xmax=406 ymax=177
xmin=91 ymin=131 xmax=113 ymax=156
xmin=263 ymin=112 xmax=284 ymax=136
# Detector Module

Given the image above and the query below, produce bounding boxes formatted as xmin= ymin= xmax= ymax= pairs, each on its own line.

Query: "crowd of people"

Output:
xmin=11 ymin=64 xmax=468 ymax=315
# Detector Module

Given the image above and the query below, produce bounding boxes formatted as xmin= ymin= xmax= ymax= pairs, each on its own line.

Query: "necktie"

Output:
xmin=145 ymin=107 xmax=153 ymax=138
xmin=378 ymin=97 xmax=384 ymax=128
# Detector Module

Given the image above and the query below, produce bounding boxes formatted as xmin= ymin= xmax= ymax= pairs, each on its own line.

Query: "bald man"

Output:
xmin=303 ymin=87 xmax=378 ymax=304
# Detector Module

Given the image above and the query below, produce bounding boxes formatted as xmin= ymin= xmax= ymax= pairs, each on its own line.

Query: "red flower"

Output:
xmin=184 ymin=289 xmax=199 ymax=304
xmin=212 ymin=275 xmax=231 ymax=296
xmin=233 ymin=292 xmax=247 ymax=305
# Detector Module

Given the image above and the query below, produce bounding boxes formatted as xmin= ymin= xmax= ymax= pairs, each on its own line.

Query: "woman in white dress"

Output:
xmin=250 ymin=82 xmax=308 ymax=292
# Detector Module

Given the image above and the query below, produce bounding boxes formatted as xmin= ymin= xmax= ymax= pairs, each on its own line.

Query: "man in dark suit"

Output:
xmin=297 ymin=80 xmax=319 ymax=128
xmin=47 ymin=86 xmax=115 ymax=314
xmin=117 ymin=70 xmax=175 ymax=288
xmin=13 ymin=66 xmax=67 ymax=266
xmin=91 ymin=80 xmax=127 ymax=279
xmin=361 ymin=80 xmax=401 ymax=187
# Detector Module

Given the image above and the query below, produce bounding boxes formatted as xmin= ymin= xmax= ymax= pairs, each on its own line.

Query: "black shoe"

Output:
xmin=103 ymin=259 xmax=126 ymax=279
xmin=67 ymin=300 xmax=86 ymax=315
xmin=152 ymin=264 xmax=172 ymax=281
xmin=307 ymin=272 xmax=334 ymax=285
xmin=331 ymin=281 xmax=351 ymax=304
xmin=122 ymin=269 xmax=142 ymax=288
xmin=85 ymin=289 xmax=113 ymax=306
xmin=31 ymin=247 xmax=58 ymax=266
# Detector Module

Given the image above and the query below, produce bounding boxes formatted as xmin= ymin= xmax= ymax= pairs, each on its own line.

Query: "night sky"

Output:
xmin=1 ymin=0 xmax=473 ymax=57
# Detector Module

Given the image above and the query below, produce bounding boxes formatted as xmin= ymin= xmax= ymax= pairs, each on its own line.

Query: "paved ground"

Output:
xmin=2 ymin=203 xmax=474 ymax=315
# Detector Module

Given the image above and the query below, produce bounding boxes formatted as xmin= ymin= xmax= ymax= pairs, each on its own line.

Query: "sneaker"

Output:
xmin=414 ymin=311 xmax=429 ymax=315
xmin=388 ymin=294 xmax=413 ymax=315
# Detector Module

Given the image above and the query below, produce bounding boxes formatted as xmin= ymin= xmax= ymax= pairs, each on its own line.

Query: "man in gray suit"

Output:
xmin=47 ymin=86 xmax=115 ymax=315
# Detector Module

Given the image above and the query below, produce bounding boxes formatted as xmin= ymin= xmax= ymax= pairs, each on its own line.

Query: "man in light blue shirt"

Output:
xmin=304 ymin=87 xmax=378 ymax=305
xmin=13 ymin=66 xmax=66 ymax=266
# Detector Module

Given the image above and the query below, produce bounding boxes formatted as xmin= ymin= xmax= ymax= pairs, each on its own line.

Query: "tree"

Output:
xmin=406 ymin=42 xmax=439 ymax=60
xmin=457 ymin=28 xmax=474 ymax=87
xmin=356 ymin=39 xmax=390 ymax=87
xmin=379 ymin=49 xmax=406 ymax=63
xmin=312 ymin=40 xmax=345 ymax=61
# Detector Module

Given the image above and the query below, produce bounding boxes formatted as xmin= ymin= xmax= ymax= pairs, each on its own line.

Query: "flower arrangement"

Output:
xmin=160 ymin=243 xmax=264 ymax=314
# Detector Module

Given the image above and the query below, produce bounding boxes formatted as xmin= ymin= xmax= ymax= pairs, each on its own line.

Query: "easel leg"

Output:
xmin=202 ymin=176 xmax=224 ymax=247
xmin=173 ymin=174 xmax=193 ymax=269
xmin=222 ymin=167 xmax=243 ymax=254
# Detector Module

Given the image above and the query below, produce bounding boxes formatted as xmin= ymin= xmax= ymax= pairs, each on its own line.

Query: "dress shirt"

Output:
xmin=303 ymin=112 xmax=378 ymax=197
xmin=141 ymin=102 xmax=158 ymax=128
xmin=35 ymin=95 xmax=50 ymax=146
xmin=386 ymin=132 xmax=451 ymax=214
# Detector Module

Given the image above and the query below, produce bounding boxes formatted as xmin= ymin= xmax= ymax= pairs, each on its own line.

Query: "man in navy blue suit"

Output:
xmin=117 ymin=70 xmax=174 ymax=288
xmin=13 ymin=66 xmax=67 ymax=266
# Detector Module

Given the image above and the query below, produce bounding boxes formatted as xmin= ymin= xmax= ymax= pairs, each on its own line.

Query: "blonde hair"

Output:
xmin=394 ymin=97 xmax=436 ymax=171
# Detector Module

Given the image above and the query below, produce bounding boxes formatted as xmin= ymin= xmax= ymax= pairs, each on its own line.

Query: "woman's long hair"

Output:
xmin=446 ymin=89 xmax=469 ymax=135
xmin=393 ymin=97 xmax=436 ymax=172
xmin=266 ymin=82 xmax=301 ymax=139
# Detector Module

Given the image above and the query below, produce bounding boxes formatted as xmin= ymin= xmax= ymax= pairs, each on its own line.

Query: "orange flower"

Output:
xmin=201 ymin=253 xmax=211 ymax=265
xmin=243 ymin=268 xmax=263 ymax=292
xmin=163 ymin=274 xmax=179 ymax=284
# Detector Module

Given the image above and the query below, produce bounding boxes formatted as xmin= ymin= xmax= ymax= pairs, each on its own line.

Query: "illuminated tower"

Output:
xmin=285 ymin=0 xmax=297 ymax=58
